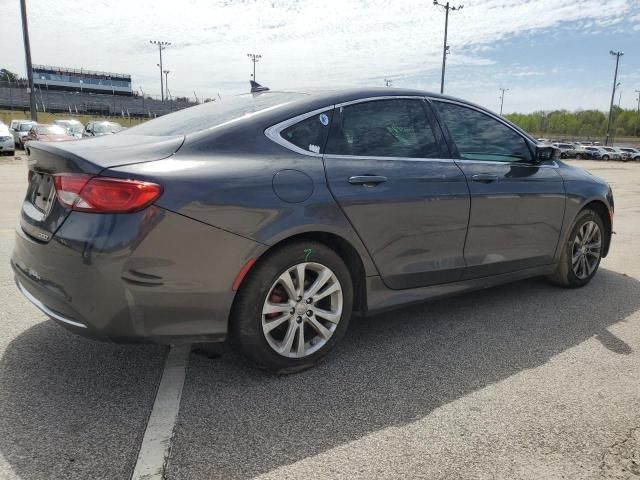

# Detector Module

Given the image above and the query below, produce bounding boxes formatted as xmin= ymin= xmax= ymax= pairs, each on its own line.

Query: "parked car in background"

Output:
xmin=82 ymin=121 xmax=123 ymax=138
xmin=552 ymin=142 xmax=576 ymax=159
xmin=600 ymin=147 xmax=621 ymax=161
xmin=23 ymin=124 xmax=76 ymax=146
xmin=53 ymin=119 xmax=84 ymax=139
xmin=0 ymin=123 xmax=16 ymax=155
xmin=618 ymin=147 xmax=640 ymax=161
xmin=574 ymin=146 xmax=596 ymax=159
xmin=11 ymin=87 xmax=614 ymax=372
xmin=10 ymin=121 xmax=37 ymax=149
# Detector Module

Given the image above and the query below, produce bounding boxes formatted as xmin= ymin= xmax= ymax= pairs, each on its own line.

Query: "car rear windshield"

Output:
xmin=122 ymin=92 xmax=306 ymax=136
xmin=94 ymin=122 xmax=123 ymax=134
xmin=37 ymin=125 xmax=67 ymax=135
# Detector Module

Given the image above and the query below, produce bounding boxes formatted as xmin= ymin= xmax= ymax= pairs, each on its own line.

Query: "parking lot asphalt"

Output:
xmin=0 ymin=154 xmax=639 ymax=480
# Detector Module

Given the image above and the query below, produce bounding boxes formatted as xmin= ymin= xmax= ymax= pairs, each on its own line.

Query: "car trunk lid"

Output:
xmin=21 ymin=134 xmax=184 ymax=242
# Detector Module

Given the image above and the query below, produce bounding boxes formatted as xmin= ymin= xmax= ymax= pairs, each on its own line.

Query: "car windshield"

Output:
xmin=66 ymin=125 xmax=83 ymax=134
xmin=122 ymin=92 xmax=307 ymax=136
xmin=93 ymin=122 xmax=123 ymax=134
xmin=37 ymin=125 xmax=67 ymax=135
xmin=19 ymin=123 xmax=35 ymax=131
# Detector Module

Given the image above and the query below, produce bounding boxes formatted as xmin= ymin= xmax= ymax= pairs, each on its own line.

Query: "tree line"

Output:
xmin=505 ymin=107 xmax=640 ymax=139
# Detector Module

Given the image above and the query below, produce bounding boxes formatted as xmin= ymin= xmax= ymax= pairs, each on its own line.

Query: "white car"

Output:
xmin=600 ymin=147 xmax=621 ymax=161
xmin=53 ymin=119 xmax=84 ymax=139
xmin=10 ymin=120 xmax=37 ymax=149
xmin=618 ymin=147 xmax=640 ymax=161
xmin=0 ymin=124 xmax=15 ymax=155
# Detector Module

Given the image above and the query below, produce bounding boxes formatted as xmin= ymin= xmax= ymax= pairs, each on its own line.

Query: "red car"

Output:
xmin=24 ymin=124 xmax=76 ymax=145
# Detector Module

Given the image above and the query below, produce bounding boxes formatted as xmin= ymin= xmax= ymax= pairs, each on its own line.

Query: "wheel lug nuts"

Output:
xmin=297 ymin=296 xmax=302 ymax=301
xmin=306 ymin=298 xmax=312 ymax=304
xmin=290 ymin=308 xmax=295 ymax=314
xmin=306 ymin=310 xmax=313 ymax=316
xmin=296 ymin=316 xmax=302 ymax=323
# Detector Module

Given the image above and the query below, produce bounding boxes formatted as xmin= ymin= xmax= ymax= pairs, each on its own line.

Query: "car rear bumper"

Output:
xmin=11 ymin=206 xmax=264 ymax=344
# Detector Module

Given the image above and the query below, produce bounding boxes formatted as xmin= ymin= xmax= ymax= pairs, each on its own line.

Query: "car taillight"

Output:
xmin=53 ymin=173 xmax=162 ymax=213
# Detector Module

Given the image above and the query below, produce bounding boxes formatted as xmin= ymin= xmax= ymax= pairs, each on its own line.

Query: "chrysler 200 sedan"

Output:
xmin=12 ymin=88 xmax=614 ymax=373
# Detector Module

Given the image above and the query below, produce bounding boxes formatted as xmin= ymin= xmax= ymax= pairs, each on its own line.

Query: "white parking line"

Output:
xmin=131 ymin=344 xmax=191 ymax=480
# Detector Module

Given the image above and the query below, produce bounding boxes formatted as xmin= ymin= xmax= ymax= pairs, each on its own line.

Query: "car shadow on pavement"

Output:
xmin=166 ymin=268 xmax=640 ymax=480
xmin=0 ymin=321 xmax=167 ymax=480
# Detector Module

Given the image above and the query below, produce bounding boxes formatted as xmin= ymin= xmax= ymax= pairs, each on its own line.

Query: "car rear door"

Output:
xmin=322 ymin=97 xmax=470 ymax=289
xmin=431 ymin=99 xmax=565 ymax=279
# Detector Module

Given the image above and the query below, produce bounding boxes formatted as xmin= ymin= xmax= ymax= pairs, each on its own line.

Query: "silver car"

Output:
xmin=600 ymin=147 xmax=621 ymax=161
xmin=10 ymin=120 xmax=37 ymax=149
xmin=618 ymin=147 xmax=640 ymax=161
xmin=0 ymin=124 xmax=15 ymax=155
xmin=552 ymin=142 xmax=576 ymax=159
xmin=53 ymin=119 xmax=84 ymax=139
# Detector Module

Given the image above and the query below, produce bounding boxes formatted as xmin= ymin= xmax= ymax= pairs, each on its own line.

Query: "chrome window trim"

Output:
xmin=17 ymin=281 xmax=87 ymax=328
xmin=452 ymin=159 xmax=560 ymax=168
xmin=334 ymin=95 xmax=426 ymax=108
xmin=264 ymin=105 xmax=335 ymax=158
xmin=323 ymin=154 xmax=453 ymax=163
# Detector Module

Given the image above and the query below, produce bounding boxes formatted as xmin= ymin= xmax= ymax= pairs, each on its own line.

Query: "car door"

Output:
xmin=431 ymin=99 xmax=566 ymax=279
xmin=323 ymin=97 xmax=470 ymax=289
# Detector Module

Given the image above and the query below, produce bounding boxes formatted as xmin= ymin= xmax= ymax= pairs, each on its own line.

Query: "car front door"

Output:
xmin=431 ymin=99 xmax=566 ymax=279
xmin=323 ymin=97 xmax=470 ymax=289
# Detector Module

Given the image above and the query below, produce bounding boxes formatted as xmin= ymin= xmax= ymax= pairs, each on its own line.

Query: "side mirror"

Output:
xmin=535 ymin=145 xmax=559 ymax=163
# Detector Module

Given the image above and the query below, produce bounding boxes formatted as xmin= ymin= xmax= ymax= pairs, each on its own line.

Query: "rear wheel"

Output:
xmin=231 ymin=241 xmax=353 ymax=373
xmin=549 ymin=209 xmax=604 ymax=287
xmin=602 ymin=155 xmax=610 ymax=161
xmin=575 ymin=153 xmax=583 ymax=160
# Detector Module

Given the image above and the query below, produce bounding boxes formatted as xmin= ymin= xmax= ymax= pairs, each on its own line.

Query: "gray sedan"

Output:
xmin=11 ymin=88 xmax=614 ymax=372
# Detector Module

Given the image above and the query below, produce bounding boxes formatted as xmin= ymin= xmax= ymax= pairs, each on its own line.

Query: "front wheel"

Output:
xmin=602 ymin=155 xmax=609 ymax=161
xmin=548 ymin=209 xmax=605 ymax=288
xmin=575 ymin=153 xmax=583 ymax=160
xmin=231 ymin=241 xmax=353 ymax=373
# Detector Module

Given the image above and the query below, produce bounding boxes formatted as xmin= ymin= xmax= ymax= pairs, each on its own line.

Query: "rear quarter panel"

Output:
xmin=106 ymin=120 xmax=378 ymax=276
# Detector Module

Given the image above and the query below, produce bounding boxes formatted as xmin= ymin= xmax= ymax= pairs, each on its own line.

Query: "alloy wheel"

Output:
xmin=571 ymin=220 xmax=602 ymax=280
xmin=261 ymin=262 xmax=343 ymax=358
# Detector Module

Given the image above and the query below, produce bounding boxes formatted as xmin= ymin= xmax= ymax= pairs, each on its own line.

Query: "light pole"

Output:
xmin=499 ymin=87 xmax=509 ymax=116
xmin=434 ymin=1 xmax=463 ymax=94
xmin=247 ymin=53 xmax=262 ymax=82
xmin=605 ymin=50 xmax=623 ymax=146
xmin=150 ymin=40 xmax=170 ymax=102
xmin=163 ymin=70 xmax=170 ymax=100
xmin=635 ymin=89 xmax=640 ymax=137
xmin=19 ymin=0 xmax=37 ymax=120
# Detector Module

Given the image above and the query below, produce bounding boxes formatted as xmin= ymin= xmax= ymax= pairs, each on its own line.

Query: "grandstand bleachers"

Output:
xmin=0 ymin=87 xmax=195 ymax=118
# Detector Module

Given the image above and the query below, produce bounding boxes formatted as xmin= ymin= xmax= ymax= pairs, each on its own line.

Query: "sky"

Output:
xmin=1 ymin=0 xmax=640 ymax=114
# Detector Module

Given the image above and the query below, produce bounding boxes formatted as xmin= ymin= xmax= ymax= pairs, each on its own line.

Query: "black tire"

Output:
xmin=602 ymin=155 xmax=609 ymax=161
xmin=575 ymin=153 xmax=582 ymax=160
xmin=231 ymin=240 xmax=353 ymax=373
xmin=548 ymin=209 xmax=605 ymax=288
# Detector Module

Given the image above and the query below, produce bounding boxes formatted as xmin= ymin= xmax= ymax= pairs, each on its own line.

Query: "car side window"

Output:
xmin=280 ymin=110 xmax=333 ymax=154
xmin=433 ymin=101 xmax=532 ymax=163
xmin=325 ymin=99 xmax=441 ymax=158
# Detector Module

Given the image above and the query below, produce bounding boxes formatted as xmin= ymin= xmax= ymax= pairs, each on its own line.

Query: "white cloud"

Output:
xmin=0 ymin=0 xmax=637 ymax=111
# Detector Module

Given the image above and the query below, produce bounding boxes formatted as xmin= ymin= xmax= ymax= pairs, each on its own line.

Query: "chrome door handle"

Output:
xmin=471 ymin=174 xmax=498 ymax=183
xmin=348 ymin=175 xmax=388 ymax=186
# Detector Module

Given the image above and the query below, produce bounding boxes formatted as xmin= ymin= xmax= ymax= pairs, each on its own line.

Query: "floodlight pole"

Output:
xmin=635 ymin=89 xmax=640 ymax=137
xmin=499 ymin=87 xmax=509 ymax=115
xmin=605 ymin=50 xmax=623 ymax=146
xmin=163 ymin=70 xmax=170 ymax=100
xmin=150 ymin=40 xmax=171 ymax=102
xmin=20 ymin=0 xmax=37 ymax=121
xmin=434 ymin=1 xmax=463 ymax=94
